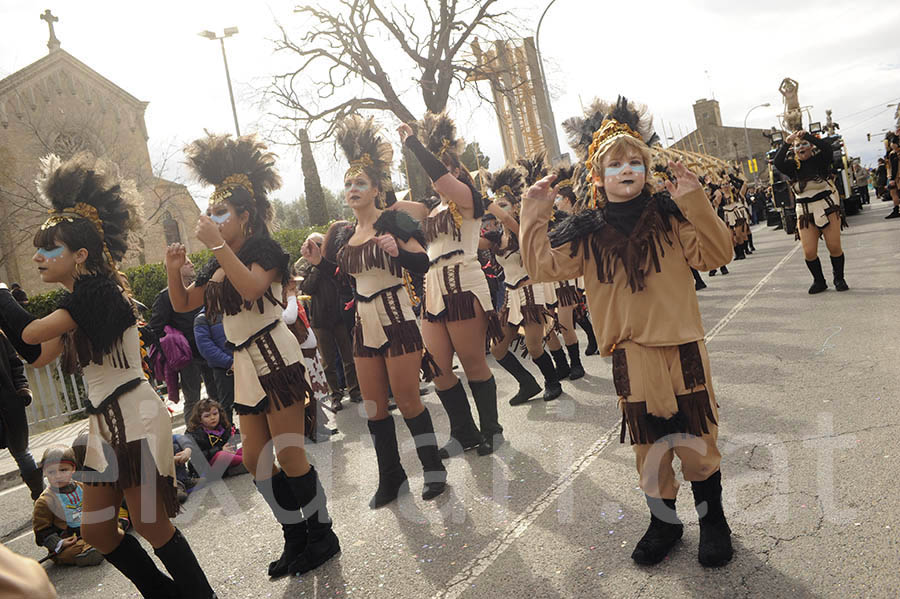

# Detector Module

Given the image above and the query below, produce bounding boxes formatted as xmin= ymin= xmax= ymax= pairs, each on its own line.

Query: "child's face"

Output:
xmin=44 ymin=462 xmax=75 ymax=489
xmin=200 ymin=407 xmax=220 ymax=429
xmin=600 ymin=149 xmax=646 ymax=202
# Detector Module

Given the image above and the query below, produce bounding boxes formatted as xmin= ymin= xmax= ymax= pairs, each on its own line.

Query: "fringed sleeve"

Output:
xmin=520 ymin=199 xmax=586 ymax=283
xmin=374 ymin=209 xmax=427 ymax=247
xmin=58 ymin=275 xmax=137 ymax=367
xmin=669 ymin=188 xmax=733 ymax=272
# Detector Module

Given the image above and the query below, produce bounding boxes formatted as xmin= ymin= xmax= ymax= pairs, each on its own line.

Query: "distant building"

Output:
xmin=670 ymin=98 xmax=773 ymax=182
xmin=0 ymin=12 xmax=200 ymax=292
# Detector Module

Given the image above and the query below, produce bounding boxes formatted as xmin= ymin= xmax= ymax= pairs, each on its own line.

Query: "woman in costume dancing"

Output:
xmin=166 ymin=133 xmax=339 ymax=579
xmin=0 ymin=153 xmax=216 ymax=597
xmin=303 ymin=115 xmax=446 ymax=507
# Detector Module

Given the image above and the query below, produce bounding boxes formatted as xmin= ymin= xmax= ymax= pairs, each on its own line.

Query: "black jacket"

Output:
xmin=150 ymin=289 xmax=202 ymax=358
xmin=299 ymin=260 xmax=344 ymax=329
xmin=187 ymin=426 xmax=232 ymax=463
xmin=0 ymin=332 xmax=29 ymax=404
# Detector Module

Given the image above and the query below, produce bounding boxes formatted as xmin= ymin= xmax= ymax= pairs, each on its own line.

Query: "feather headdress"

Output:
xmin=336 ymin=115 xmax=393 ymax=191
xmin=563 ymin=99 xmax=609 ymax=161
xmin=517 ymin=152 xmax=548 ymax=187
xmin=489 ymin=166 xmax=525 ymax=203
xmin=418 ymin=111 xmax=464 ymax=160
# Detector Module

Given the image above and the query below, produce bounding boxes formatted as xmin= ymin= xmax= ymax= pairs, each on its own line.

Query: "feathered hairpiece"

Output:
xmin=652 ymin=163 xmax=673 ymax=183
xmin=184 ymin=133 xmax=281 ymax=209
xmin=36 ymin=152 xmax=142 ymax=265
xmin=554 ymin=164 xmax=576 ymax=194
xmin=418 ymin=112 xmax=464 ymax=160
xmin=517 ymin=152 xmax=548 ymax=187
xmin=562 ymin=99 xmax=609 ymax=161
xmin=335 ymin=115 xmax=393 ymax=194
xmin=489 ymin=166 xmax=525 ymax=202
xmin=586 ymin=97 xmax=658 ymax=164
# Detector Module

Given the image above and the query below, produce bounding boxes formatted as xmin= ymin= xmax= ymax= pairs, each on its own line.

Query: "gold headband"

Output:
xmin=437 ymin=139 xmax=452 ymax=158
xmin=555 ymin=178 xmax=574 ymax=190
xmin=210 ymin=173 xmax=254 ymax=205
xmin=494 ymin=185 xmax=515 ymax=200
xmin=587 ymin=119 xmax=644 ymax=166
xmin=345 ymin=154 xmax=374 ymax=179
xmin=40 ymin=202 xmax=116 ymax=266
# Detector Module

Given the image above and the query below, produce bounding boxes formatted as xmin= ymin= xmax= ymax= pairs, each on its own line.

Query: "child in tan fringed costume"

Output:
xmin=520 ymin=96 xmax=735 ymax=568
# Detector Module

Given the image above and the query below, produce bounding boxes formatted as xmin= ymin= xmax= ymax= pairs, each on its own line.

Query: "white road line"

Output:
xmin=0 ymin=482 xmax=26 ymax=498
xmin=432 ymin=242 xmax=801 ymax=599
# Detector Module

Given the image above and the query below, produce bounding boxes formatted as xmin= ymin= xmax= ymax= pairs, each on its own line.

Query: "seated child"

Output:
xmin=32 ymin=446 xmax=104 ymax=567
xmin=172 ymin=434 xmax=196 ymax=503
xmin=187 ymin=399 xmax=246 ymax=478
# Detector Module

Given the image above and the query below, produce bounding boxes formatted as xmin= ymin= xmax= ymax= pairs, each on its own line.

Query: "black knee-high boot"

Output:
xmin=550 ymin=347 xmax=571 ymax=379
xmin=532 ymin=351 xmax=562 ymax=401
xmin=631 ymin=496 xmax=683 ymax=565
xmin=748 ymin=232 xmax=755 ymax=251
xmin=285 ymin=466 xmax=341 ymax=575
xmin=496 ymin=352 xmax=542 ymax=405
xmin=469 ymin=376 xmax=504 ymax=455
xmin=691 ymin=267 xmax=707 ymax=290
xmin=102 ymin=533 xmax=179 ymax=598
xmin=830 ymin=253 xmax=849 ymax=291
xmin=577 ymin=313 xmax=599 ymax=355
xmin=436 ymin=380 xmax=483 ymax=459
xmin=254 ymin=470 xmax=308 ymax=577
xmin=403 ymin=409 xmax=446 ymax=500
xmin=566 ymin=343 xmax=585 ymax=380
xmin=734 ymin=243 xmax=745 ymax=260
xmin=367 ymin=416 xmax=408 ymax=508
xmin=806 ymin=257 xmax=827 ymax=294
xmin=153 ymin=529 xmax=216 ymax=598
xmin=691 ymin=470 xmax=733 ymax=567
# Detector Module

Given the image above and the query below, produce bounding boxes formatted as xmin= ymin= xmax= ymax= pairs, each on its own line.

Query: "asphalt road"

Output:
xmin=4 ymin=201 xmax=899 ymax=598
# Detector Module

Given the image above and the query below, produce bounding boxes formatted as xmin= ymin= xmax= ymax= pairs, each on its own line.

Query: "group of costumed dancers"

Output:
xmin=0 ymin=90 xmax=853 ymax=596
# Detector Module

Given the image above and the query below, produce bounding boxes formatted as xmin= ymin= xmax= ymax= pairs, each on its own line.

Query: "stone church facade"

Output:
xmin=0 ymin=43 xmax=199 ymax=293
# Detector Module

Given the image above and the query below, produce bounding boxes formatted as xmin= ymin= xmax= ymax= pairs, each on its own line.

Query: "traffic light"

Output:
xmin=867 ymin=133 xmax=871 ymax=142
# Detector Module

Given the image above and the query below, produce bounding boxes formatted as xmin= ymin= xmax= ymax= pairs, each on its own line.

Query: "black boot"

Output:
xmin=103 ymin=533 xmax=179 ymax=598
xmin=550 ymin=347 xmax=571 ymax=380
xmin=285 ymin=466 xmax=341 ymax=575
xmin=435 ymin=380 xmax=483 ymax=459
xmin=748 ymin=234 xmax=756 ymax=252
xmin=720 ymin=264 xmax=729 ymax=275
xmin=566 ymin=343 xmax=585 ymax=380
xmin=153 ymin=529 xmax=216 ymax=598
xmin=254 ymin=471 xmax=308 ymax=578
xmin=470 ymin=377 xmax=504 ymax=456
xmin=708 ymin=269 xmax=717 ymax=276
xmin=496 ymin=352 xmax=542 ymax=405
xmin=806 ymin=258 xmax=828 ymax=294
xmin=532 ymin=351 xmax=562 ymax=401
xmin=734 ymin=243 xmax=745 ymax=260
xmin=885 ymin=205 xmax=900 ymax=219
xmin=22 ymin=468 xmax=45 ymax=501
xmin=367 ymin=416 xmax=409 ymax=508
xmin=577 ymin=315 xmax=599 ymax=355
xmin=630 ymin=496 xmax=683 ymax=565
xmin=830 ymin=254 xmax=849 ymax=291
xmin=691 ymin=268 xmax=707 ymax=291
xmin=691 ymin=470 xmax=733 ymax=567
xmin=404 ymin=409 xmax=447 ymax=500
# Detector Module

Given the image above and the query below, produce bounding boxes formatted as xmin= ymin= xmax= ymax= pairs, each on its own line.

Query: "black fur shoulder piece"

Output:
xmin=651 ymin=190 xmax=686 ymax=222
xmin=547 ymin=208 xmax=570 ymax=232
xmin=195 ymin=236 xmax=290 ymax=286
xmin=548 ymin=209 xmax=606 ymax=248
xmin=58 ymin=274 xmax=137 ymax=364
xmin=323 ymin=220 xmax=356 ymax=262
xmin=375 ymin=210 xmax=426 ymax=246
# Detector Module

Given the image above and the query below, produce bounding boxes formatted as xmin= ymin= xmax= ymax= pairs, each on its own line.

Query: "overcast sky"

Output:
xmin=1 ymin=0 xmax=898 ymax=210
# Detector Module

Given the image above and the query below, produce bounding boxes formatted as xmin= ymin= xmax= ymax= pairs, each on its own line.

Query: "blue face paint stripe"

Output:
xmin=605 ymin=163 xmax=645 ymax=176
xmin=210 ymin=212 xmax=231 ymax=224
xmin=37 ymin=246 xmax=65 ymax=259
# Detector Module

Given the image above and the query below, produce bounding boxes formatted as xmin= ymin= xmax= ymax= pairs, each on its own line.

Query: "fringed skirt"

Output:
xmin=425 ymin=259 xmax=503 ymax=343
xmin=542 ymin=279 xmax=581 ymax=309
xmin=503 ymin=282 xmax=550 ymax=328
xmin=80 ymin=379 xmax=179 ymax=517
xmin=797 ymin=194 xmax=844 ymax=230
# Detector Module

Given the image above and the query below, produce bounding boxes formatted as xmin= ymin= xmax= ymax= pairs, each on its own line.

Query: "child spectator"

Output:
xmin=32 ymin=446 xmax=104 ymax=567
xmin=186 ymin=399 xmax=246 ymax=478
xmin=194 ymin=309 xmax=235 ymax=427
xmin=172 ymin=434 xmax=195 ymax=503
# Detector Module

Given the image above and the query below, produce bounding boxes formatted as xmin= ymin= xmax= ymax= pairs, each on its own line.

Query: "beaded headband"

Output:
xmin=586 ymin=119 xmax=644 ymax=168
xmin=209 ymin=173 xmax=254 ymax=205
xmin=40 ymin=202 xmax=116 ymax=266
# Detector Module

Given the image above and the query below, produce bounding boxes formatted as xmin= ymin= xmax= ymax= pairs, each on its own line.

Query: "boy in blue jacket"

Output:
xmin=193 ymin=309 xmax=234 ymax=427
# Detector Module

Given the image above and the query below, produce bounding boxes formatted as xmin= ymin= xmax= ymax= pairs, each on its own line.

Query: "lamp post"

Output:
xmin=535 ymin=0 xmax=560 ymax=159
xmin=744 ymin=102 xmax=771 ymax=180
xmin=199 ymin=27 xmax=241 ymax=136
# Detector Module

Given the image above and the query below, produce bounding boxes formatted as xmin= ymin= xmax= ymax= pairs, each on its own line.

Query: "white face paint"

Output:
xmin=36 ymin=245 xmax=65 ymax=261
xmin=209 ymin=212 xmax=231 ymax=225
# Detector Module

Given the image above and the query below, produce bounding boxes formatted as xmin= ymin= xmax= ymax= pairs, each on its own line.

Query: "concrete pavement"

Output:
xmin=3 ymin=202 xmax=899 ymax=598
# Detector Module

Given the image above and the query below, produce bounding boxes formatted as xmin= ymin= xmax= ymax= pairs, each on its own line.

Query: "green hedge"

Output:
xmin=25 ymin=226 xmax=332 ymax=319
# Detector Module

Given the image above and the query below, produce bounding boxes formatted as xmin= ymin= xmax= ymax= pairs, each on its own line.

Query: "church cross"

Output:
xmin=40 ymin=9 xmax=61 ymax=52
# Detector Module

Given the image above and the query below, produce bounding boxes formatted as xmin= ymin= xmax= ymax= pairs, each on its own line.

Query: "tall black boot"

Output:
xmin=806 ymin=258 xmax=828 ymax=294
xmin=404 ymin=408 xmax=447 ymax=499
xmin=153 ymin=529 xmax=216 ymax=598
xmin=550 ymin=347 xmax=571 ymax=379
xmin=734 ymin=243 xmax=745 ymax=260
xmin=691 ymin=470 xmax=733 ymax=567
xmin=103 ymin=533 xmax=179 ymax=598
xmin=743 ymin=240 xmax=752 ymax=255
xmin=566 ymin=343 xmax=585 ymax=380
xmin=577 ymin=314 xmax=599 ymax=355
xmin=367 ymin=416 xmax=409 ymax=508
xmin=720 ymin=264 xmax=729 ymax=275
xmin=285 ymin=466 xmax=341 ymax=575
xmin=532 ymin=351 xmax=562 ymax=401
xmin=631 ymin=496 xmax=683 ymax=565
xmin=747 ymin=233 xmax=756 ymax=251
xmin=691 ymin=268 xmax=707 ymax=291
xmin=830 ymin=253 xmax=849 ymax=291
xmin=22 ymin=468 xmax=45 ymax=501
xmin=435 ymin=380 xmax=483 ymax=459
xmin=885 ymin=205 xmax=900 ymax=219
xmin=496 ymin=352 xmax=542 ymax=406
xmin=254 ymin=470 xmax=308 ymax=578
xmin=470 ymin=376 xmax=504 ymax=456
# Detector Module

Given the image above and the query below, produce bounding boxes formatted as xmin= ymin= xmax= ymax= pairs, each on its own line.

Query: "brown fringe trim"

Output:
xmin=444 ymin=291 xmax=477 ymax=321
xmin=353 ymin=319 xmax=424 ymax=358
xmin=543 ymin=312 xmax=564 ymax=343
xmin=423 ymin=208 xmax=461 ymax=244
xmin=612 ymin=348 xmax=630 ymax=397
xmin=519 ymin=304 xmax=549 ymax=326
xmin=556 ymin=284 xmax=580 ymax=308
xmin=338 ymin=240 xmax=403 ymax=278
xmin=675 ymin=390 xmax=717 ymax=437
xmin=486 ymin=310 xmax=505 ymax=345
xmin=576 ymin=201 xmax=675 ymax=293
xmin=420 ymin=349 xmax=441 ymax=381
xmin=205 ymin=280 xmax=266 ymax=319
xmin=258 ymin=361 xmax=312 ymax=413
xmin=678 ymin=341 xmax=706 ymax=390
xmin=619 ymin=390 xmax=717 ymax=445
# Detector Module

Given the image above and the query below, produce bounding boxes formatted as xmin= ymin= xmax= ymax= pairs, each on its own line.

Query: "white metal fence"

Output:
xmin=24 ymin=361 xmax=88 ymax=433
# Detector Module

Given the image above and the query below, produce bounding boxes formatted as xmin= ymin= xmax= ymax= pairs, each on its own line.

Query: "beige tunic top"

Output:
xmin=520 ymin=189 xmax=733 ymax=356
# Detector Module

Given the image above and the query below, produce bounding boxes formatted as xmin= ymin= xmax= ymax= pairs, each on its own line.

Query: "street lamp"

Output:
xmin=199 ymin=27 xmax=241 ymax=136
xmin=744 ymin=102 xmax=771 ymax=180
xmin=535 ymin=0 xmax=560 ymax=160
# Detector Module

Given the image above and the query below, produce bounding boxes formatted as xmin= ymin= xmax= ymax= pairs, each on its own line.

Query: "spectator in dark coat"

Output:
xmin=0 ymin=331 xmax=44 ymax=500
xmin=193 ymin=309 xmax=234 ymax=427
xmin=298 ymin=234 xmax=361 ymax=407
xmin=150 ymin=259 xmax=217 ymax=426
xmin=10 ymin=284 xmax=28 ymax=307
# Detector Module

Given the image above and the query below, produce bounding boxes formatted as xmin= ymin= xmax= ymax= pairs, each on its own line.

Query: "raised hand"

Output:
xmin=374 ymin=234 xmax=399 ymax=257
xmin=664 ymin=161 xmax=702 ymax=200
xmin=165 ymin=244 xmax=187 ymax=272
xmin=300 ymin=238 xmax=323 ymax=265
xmin=397 ymin=123 xmax=414 ymax=144
xmin=195 ymin=215 xmax=226 ymax=249
xmin=522 ymin=174 xmax=558 ymax=212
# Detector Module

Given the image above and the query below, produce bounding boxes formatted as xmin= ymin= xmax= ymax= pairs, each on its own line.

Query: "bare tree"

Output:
xmin=299 ymin=128 xmax=328 ymax=225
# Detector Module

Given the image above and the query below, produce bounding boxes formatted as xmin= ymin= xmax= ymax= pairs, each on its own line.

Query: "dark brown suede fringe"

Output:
xmin=556 ymin=284 xmax=580 ymax=308
xmin=420 ymin=349 xmax=441 ymax=381
xmin=338 ymin=239 xmax=403 ymax=278
xmin=612 ymin=348 xmax=630 ymax=397
xmin=485 ymin=310 xmax=505 ymax=344
xmin=258 ymin=361 xmax=312 ymax=413
xmin=675 ymin=390 xmax=718 ymax=436
xmin=353 ymin=319 xmax=424 ymax=358
xmin=619 ymin=390 xmax=717 ymax=445
xmin=678 ymin=341 xmax=706 ymax=389
xmin=423 ymin=208 xmax=461 ymax=243
xmin=205 ymin=280 xmax=267 ymax=319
